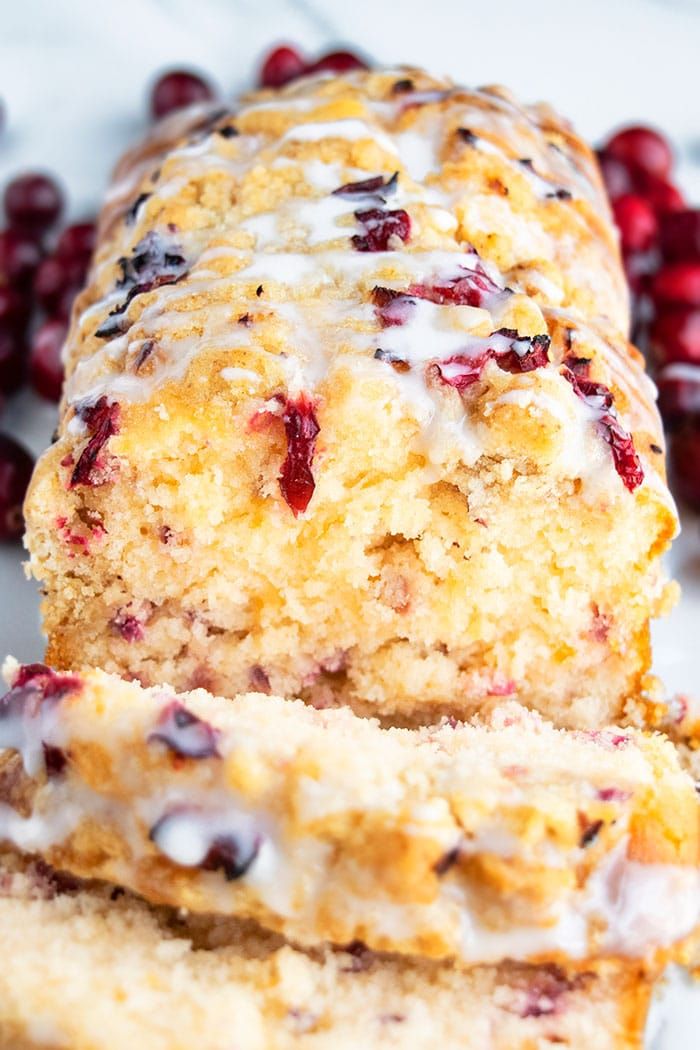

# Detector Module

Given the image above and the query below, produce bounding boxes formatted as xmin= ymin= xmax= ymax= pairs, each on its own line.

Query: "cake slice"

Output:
xmin=24 ymin=66 xmax=677 ymax=728
xmin=0 ymin=850 xmax=656 ymax=1050
xmin=1 ymin=661 xmax=696 ymax=967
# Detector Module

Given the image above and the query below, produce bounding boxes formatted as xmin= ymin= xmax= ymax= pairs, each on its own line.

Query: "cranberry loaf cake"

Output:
xmin=0 ymin=662 xmax=697 ymax=966
xmin=25 ymin=67 xmax=678 ymax=726
xmin=0 ymin=851 xmax=657 ymax=1050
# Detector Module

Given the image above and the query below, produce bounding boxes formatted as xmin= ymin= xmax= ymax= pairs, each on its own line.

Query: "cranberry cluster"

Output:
xmin=598 ymin=125 xmax=700 ymax=507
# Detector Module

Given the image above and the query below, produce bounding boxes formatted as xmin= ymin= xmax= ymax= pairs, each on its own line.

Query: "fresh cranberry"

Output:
xmin=0 ymin=329 xmax=25 ymax=396
xmin=0 ymin=229 xmax=42 ymax=288
xmin=308 ymin=50 xmax=368 ymax=75
xmin=279 ymin=395 xmax=320 ymax=515
xmin=29 ymin=319 xmax=66 ymax=402
xmin=33 ymin=254 xmax=86 ymax=315
xmin=660 ymin=208 xmax=700 ymax=262
xmin=639 ymin=173 xmax=685 ymax=214
xmin=0 ymin=433 xmax=34 ymax=541
xmin=259 ymin=45 xmax=307 ymax=88
xmin=596 ymin=150 xmax=634 ymax=200
xmin=56 ymin=222 xmax=96 ymax=262
xmin=657 ymin=367 xmax=700 ymax=425
xmin=604 ymin=125 xmax=673 ymax=180
xmin=4 ymin=173 xmax=63 ymax=234
xmin=0 ymin=286 xmax=30 ymax=333
xmin=670 ymin=424 xmax=700 ymax=507
xmin=652 ymin=262 xmax=700 ymax=308
xmin=150 ymin=70 xmax=215 ymax=120
xmin=612 ymin=194 xmax=658 ymax=253
xmin=651 ymin=308 xmax=700 ymax=365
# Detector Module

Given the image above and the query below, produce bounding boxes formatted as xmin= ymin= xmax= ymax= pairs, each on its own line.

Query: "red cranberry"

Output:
xmin=652 ymin=262 xmax=700 ymax=308
xmin=660 ymin=209 xmax=700 ymax=262
xmin=651 ymin=308 xmax=700 ymax=365
xmin=0 ymin=433 xmax=33 ymax=541
xmin=596 ymin=150 xmax=635 ymax=200
xmin=150 ymin=70 xmax=215 ymax=120
xmin=56 ymin=222 xmax=96 ymax=262
xmin=657 ymin=367 xmax=700 ymax=425
xmin=308 ymin=50 xmax=368 ymax=75
xmin=29 ymin=319 xmax=66 ymax=402
xmin=0 ymin=286 xmax=30 ymax=333
xmin=0 ymin=329 xmax=25 ymax=396
xmin=604 ymin=125 xmax=673 ymax=180
xmin=0 ymin=229 xmax=42 ymax=288
xmin=670 ymin=424 xmax=700 ymax=508
xmin=33 ymin=254 xmax=87 ymax=315
xmin=259 ymin=45 xmax=307 ymax=88
xmin=4 ymin=173 xmax=63 ymax=234
xmin=639 ymin=173 xmax=685 ymax=214
xmin=611 ymin=194 xmax=658 ymax=253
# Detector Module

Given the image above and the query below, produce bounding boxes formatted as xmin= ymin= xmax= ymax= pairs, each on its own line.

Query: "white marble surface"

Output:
xmin=0 ymin=1 xmax=699 ymax=1045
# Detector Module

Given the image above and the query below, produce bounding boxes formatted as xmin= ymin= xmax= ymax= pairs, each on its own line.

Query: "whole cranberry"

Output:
xmin=604 ymin=125 xmax=673 ymax=180
xmin=56 ymin=221 xmax=96 ymax=262
xmin=639 ymin=173 xmax=685 ymax=214
xmin=0 ymin=329 xmax=25 ymax=396
xmin=33 ymin=254 xmax=87 ymax=314
xmin=660 ymin=209 xmax=700 ymax=262
xmin=4 ymin=172 xmax=63 ymax=234
xmin=308 ymin=50 xmax=368 ymax=75
xmin=651 ymin=308 xmax=700 ymax=366
xmin=0 ymin=229 xmax=42 ymax=288
xmin=259 ymin=45 xmax=307 ymax=88
xmin=596 ymin=150 xmax=634 ymax=201
xmin=670 ymin=424 xmax=700 ymax=508
xmin=652 ymin=262 xmax=700 ymax=308
xmin=612 ymin=194 xmax=658 ymax=252
xmin=0 ymin=286 xmax=30 ymax=333
xmin=150 ymin=70 xmax=215 ymax=120
xmin=29 ymin=318 xmax=66 ymax=402
xmin=657 ymin=366 xmax=700 ymax=426
xmin=0 ymin=433 xmax=33 ymax=540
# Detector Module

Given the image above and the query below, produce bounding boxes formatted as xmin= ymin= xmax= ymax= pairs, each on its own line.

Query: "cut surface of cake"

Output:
xmin=0 ymin=661 xmax=696 ymax=966
xmin=0 ymin=850 xmax=657 ymax=1050
xmin=24 ymin=66 xmax=678 ymax=728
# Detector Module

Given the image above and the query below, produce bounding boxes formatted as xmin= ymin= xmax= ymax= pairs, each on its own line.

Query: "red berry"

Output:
xmin=657 ymin=366 xmax=700 ymax=425
xmin=56 ymin=221 xmax=96 ymax=262
xmin=308 ymin=50 xmax=368 ymax=75
xmin=596 ymin=150 xmax=635 ymax=201
xmin=650 ymin=308 xmax=700 ymax=366
xmin=652 ymin=262 xmax=700 ymax=308
xmin=0 ymin=433 xmax=33 ymax=540
xmin=670 ymin=424 xmax=700 ymax=508
xmin=604 ymin=125 xmax=673 ymax=180
xmin=612 ymin=194 xmax=658 ymax=252
xmin=150 ymin=70 xmax=215 ymax=120
xmin=33 ymin=254 xmax=87 ymax=315
xmin=259 ymin=45 xmax=307 ymax=88
xmin=0 ymin=229 xmax=42 ymax=288
xmin=0 ymin=329 xmax=25 ymax=396
xmin=638 ymin=173 xmax=685 ymax=214
xmin=660 ymin=209 xmax=700 ymax=262
xmin=4 ymin=172 xmax=63 ymax=234
xmin=0 ymin=286 xmax=30 ymax=333
xmin=29 ymin=318 xmax=66 ymax=402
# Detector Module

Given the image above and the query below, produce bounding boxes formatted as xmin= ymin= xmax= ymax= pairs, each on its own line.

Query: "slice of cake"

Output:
xmin=24 ymin=67 xmax=677 ymax=728
xmin=0 ymin=850 xmax=656 ymax=1050
xmin=1 ymin=662 xmax=696 ymax=966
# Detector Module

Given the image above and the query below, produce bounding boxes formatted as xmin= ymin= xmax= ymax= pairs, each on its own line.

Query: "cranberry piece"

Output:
xmin=333 ymin=173 xmax=398 ymax=197
xmin=279 ymin=395 xmax=320 ymax=515
xmin=612 ymin=194 xmax=658 ymax=253
xmin=4 ymin=172 xmax=63 ymax=234
xmin=409 ymin=267 xmax=503 ymax=308
xmin=148 ymin=701 xmax=220 ymax=759
xmin=651 ymin=308 xmax=700 ymax=365
xmin=596 ymin=150 xmax=635 ymax=201
xmin=56 ymin=222 xmax=96 ymax=262
xmin=0 ymin=433 xmax=34 ymax=540
xmin=308 ymin=50 xmax=368 ymax=75
xmin=0 ymin=329 xmax=25 ymax=396
xmin=652 ymin=262 xmax=700 ymax=308
xmin=604 ymin=125 xmax=673 ymax=180
xmin=150 ymin=70 xmax=215 ymax=120
xmin=0 ymin=229 xmax=42 ymax=288
xmin=29 ymin=319 xmax=66 ymax=402
xmin=201 ymin=834 xmax=261 ymax=881
xmin=33 ymin=254 xmax=86 ymax=315
xmin=670 ymin=424 xmax=700 ymax=508
xmin=352 ymin=208 xmax=411 ymax=252
xmin=0 ymin=285 xmax=30 ymax=333
xmin=259 ymin=45 xmax=307 ymax=88
xmin=639 ymin=173 xmax=685 ymax=214
xmin=660 ymin=208 xmax=700 ymax=262
xmin=69 ymin=397 xmax=121 ymax=488
xmin=657 ymin=367 xmax=700 ymax=425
